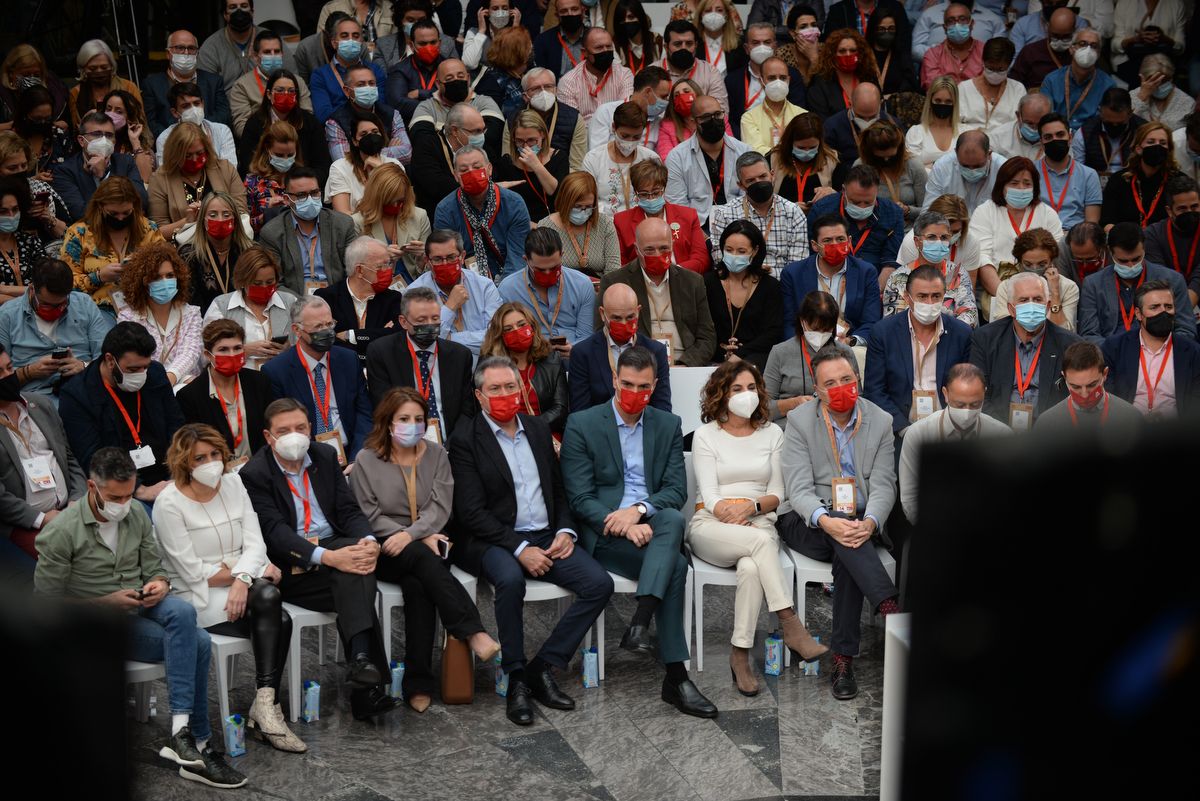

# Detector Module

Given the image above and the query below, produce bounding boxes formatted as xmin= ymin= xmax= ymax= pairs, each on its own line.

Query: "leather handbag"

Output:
xmin=440 ymin=633 xmax=474 ymax=704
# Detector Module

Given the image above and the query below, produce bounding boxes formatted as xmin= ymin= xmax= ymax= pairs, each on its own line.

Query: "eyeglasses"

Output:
xmin=694 ymin=112 xmax=724 ymax=124
xmin=515 ymin=138 xmax=542 ymax=149
xmin=427 ymin=254 xmax=462 ymax=265
xmin=81 ymin=130 xmax=116 ymax=140
xmin=168 ymin=45 xmax=200 ymax=54
xmin=285 ymin=190 xmax=322 ymax=201
xmin=635 ymin=190 xmax=665 ymax=200
xmin=271 ymin=87 xmax=298 ymax=96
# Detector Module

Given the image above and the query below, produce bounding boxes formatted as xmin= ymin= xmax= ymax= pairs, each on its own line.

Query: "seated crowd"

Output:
xmin=4 ymin=0 xmax=1200 ymax=791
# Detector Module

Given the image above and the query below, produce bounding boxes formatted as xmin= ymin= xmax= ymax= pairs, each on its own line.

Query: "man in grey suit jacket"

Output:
xmin=775 ymin=348 xmax=900 ymax=702
xmin=258 ymin=167 xmax=357 ymax=296
xmin=0 ymin=344 xmax=86 ymax=579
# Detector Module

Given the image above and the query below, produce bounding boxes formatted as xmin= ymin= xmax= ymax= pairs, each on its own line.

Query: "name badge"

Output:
xmin=21 ymin=455 xmax=56 ymax=491
xmin=315 ymin=431 xmax=346 ymax=466
xmin=1009 ymin=402 xmax=1034 ymax=431
xmin=304 ymin=280 xmax=328 ymax=295
xmin=656 ymin=337 xmax=673 ymax=363
xmin=831 ymin=477 xmax=857 ymax=516
xmin=911 ymin=390 xmax=937 ymax=422
xmin=129 ymin=445 xmax=156 ymax=469
xmin=424 ymin=419 xmax=443 ymax=445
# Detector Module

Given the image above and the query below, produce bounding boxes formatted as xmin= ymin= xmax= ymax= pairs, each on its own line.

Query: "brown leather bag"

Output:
xmin=440 ymin=633 xmax=474 ymax=704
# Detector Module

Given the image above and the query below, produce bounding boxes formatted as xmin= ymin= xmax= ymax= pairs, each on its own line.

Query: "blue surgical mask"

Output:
xmin=293 ymin=196 xmax=322 ymax=221
xmin=1153 ymin=82 xmax=1174 ymax=100
xmin=724 ymin=252 xmax=751 ymax=273
xmin=792 ymin=146 xmax=818 ymax=162
xmin=1014 ymin=301 xmax=1047 ymax=332
xmin=648 ymin=98 xmax=668 ymax=119
xmin=269 ymin=154 xmax=296 ymax=172
xmin=1019 ymin=123 xmax=1040 ymax=144
xmin=945 ymin=23 xmax=971 ymax=45
xmin=960 ymin=164 xmax=988 ymax=183
xmin=353 ymin=86 xmax=379 ymax=107
xmin=950 ymin=231 xmax=962 ymax=244
xmin=582 ymin=0 xmax=598 ymax=6
xmin=259 ymin=54 xmax=284 ymax=74
xmin=638 ymin=195 xmax=665 ymax=214
xmin=1005 ymin=187 xmax=1034 ymax=208
xmin=149 ymin=277 xmax=178 ymax=304
xmin=1114 ymin=261 xmax=1143 ymax=280
xmin=844 ymin=201 xmax=874 ymax=221
xmin=0 ymin=213 xmax=19 ymax=234
xmin=403 ymin=22 xmax=414 ymax=37
xmin=468 ymin=132 xmax=486 ymax=148
xmin=526 ymin=144 xmax=541 ymax=155
xmin=569 ymin=207 xmax=592 ymax=225
xmin=337 ymin=40 xmax=364 ymax=62
xmin=921 ymin=240 xmax=950 ymax=263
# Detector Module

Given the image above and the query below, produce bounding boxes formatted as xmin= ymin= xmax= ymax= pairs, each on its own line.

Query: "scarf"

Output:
xmin=457 ymin=183 xmax=503 ymax=278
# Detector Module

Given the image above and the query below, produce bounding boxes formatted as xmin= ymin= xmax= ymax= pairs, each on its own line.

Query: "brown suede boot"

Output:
xmin=729 ymin=646 xmax=761 ymax=697
xmin=778 ymin=608 xmax=830 ymax=662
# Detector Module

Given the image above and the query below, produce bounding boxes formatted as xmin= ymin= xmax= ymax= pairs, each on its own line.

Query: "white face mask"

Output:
xmin=749 ymin=44 xmax=774 ymax=65
xmin=911 ymin=300 xmax=942 ymax=325
xmin=490 ymin=10 xmax=511 ymax=28
xmin=529 ymin=89 xmax=555 ymax=112
xmin=86 ymin=135 xmax=115 ymax=159
xmin=171 ymin=53 xmax=198 ymax=74
xmin=1073 ymin=46 xmax=1098 ymax=69
xmin=765 ymin=79 xmax=789 ymax=103
xmin=180 ymin=104 xmax=206 ymax=126
xmin=192 ymin=460 xmax=225 ymax=488
xmin=982 ymin=68 xmax=1007 ymax=86
xmin=701 ymin=12 xmax=726 ymax=32
xmin=803 ymin=330 xmax=832 ymax=350
xmin=946 ymin=405 xmax=979 ymax=430
xmin=727 ymin=389 xmax=759 ymax=419
xmin=97 ymin=492 xmax=132 ymax=523
xmin=116 ymin=366 xmax=148 ymax=392
xmin=273 ymin=431 xmax=310 ymax=461
xmin=614 ymin=137 xmax=638 ymax=156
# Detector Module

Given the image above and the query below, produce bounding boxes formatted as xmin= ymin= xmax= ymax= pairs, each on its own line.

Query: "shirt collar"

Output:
xmin=273 ymin=451 xmax=313 ymax=477
xmin=291 ymin=215 xmax=320 ymax=234
xmin=828 ymin=404 xmax=859 ymax=433
xmin=611 ymin=398 xmax=644 ymax=430
xmin=640 ymin=267 xmax=670 ymax=287
xmin=907 ymin=310 xmax=944 ymax=339
xmin=230 ymin=288 xmax=287 ymax=311
xmin=298 ymin=346 xmax=328 ymax=371
xmin=1139 ymin=329 xmax=1172 ymax=355
xmin=483 ymin=411 xmax=525 ymax=439
xmin=1014 ymin=324 xmax=1046 ymax=349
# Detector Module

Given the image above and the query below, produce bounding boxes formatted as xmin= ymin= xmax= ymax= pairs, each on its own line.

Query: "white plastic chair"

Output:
xmin=788 ymin=544 xmax=897 ymax=628
xmin=283 ymin=603 xmax=338 ymax=722
xmin=690 ymin=548 xmax=796 ymax=672
xmin=210 ymin=633 xmax=254 ymax=723
xmin=126 ymin=660 xmax=165 ymax=723
xmin=377 ymin=564 xmax=479 ymax=663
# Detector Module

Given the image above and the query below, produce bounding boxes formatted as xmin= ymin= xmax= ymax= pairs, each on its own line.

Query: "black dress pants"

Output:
xmin=207 ymin=579 xmax=292 ymax=693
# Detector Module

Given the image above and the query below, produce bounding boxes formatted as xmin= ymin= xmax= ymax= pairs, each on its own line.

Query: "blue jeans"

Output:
xmin=128 ymin=595 xmax=213 ymax=741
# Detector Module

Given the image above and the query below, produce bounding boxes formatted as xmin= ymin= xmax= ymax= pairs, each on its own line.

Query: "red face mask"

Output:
xmin=182 ymin=152 xmax=207 ymax=173
xmin=824 ymin=382 xmax=858 ymax=414
xmin=485 ymin=390 xmax=523 ymax=423
xmin=415 ymin=43 xmax=440 ymax=65
xmin=502 ymin=325 xmax=534 ymax=353
xmin=211 ymin=352 xmax=245 ymax=376
xmin=1070 ymin=385 xmax=1105 ymax=410
xmin=382 ymin=201 xmax=403 ymax=216
xmin=206 ymin=217 xmax=235 ymax=239
xmin=245 ymin=283 xmax=276 ymax=305
xmin=616 ymin=386 xmax=651 ymax=416
xmin=835 ymin=53 xmax=860 ymax=73
xmin=460 ymin=167 xmax=490 ymax=195
xmin=432 ymin=260 xmax=462 ymax=289
xmin=369 ymin=268 xmax=393 ymax=293
xmin=608 ymin=318 xmax=639 ymax=345
xmin=33 ymin=295 xmax=67 ymax=322
xmin=530 ymin=265 xmax=561 ymax=287
xmin=822 ymin=241 xmax=852 ymax=267
xmin=673 ymin=93 xmax=695 ymax=117
xmin=272 ymin=93 xmax=297 ymax=114
xmin=642 ymin=253 xmax=671 ymax=276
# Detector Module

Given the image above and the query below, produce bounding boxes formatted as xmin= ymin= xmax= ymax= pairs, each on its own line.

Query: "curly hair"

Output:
xmin=699 ymin=359 xmax=770 ymax=427
xmin=480 ymin=301 xmax=552 ymax=362
xmin=815 ymin=28 xmax=878 ymax=83
xmin=166 ymin=423 xmax=230 ymax=485
xmin=1012 ymin=227 xmax=1060 ymax=263
xmin=119 ymin=240 xmax=191 ymax=311
xmin=363 ymin=386 xmax=429 ymax=462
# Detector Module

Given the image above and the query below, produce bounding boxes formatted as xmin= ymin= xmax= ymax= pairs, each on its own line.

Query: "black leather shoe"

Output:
xmin=620 ymin=624 xmax=656 ymax=655
xmin=661 ymin=678 xmax=718 ymax=718
xmin=527 ymin=666 xmax=575 ymax=710
xmin=347 ymin=653 xmax=383 ymax=688
xmin=350 ymin=687 xmax=400 ymax=721
xmin=506 ymin=680 xmax=535 ymax=726
xmin=831 ymin=658 xmax=858 ymax=701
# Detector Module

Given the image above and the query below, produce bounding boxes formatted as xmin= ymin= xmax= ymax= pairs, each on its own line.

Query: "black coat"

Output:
xmin=969 ymin=319 xmax=1082 ymax=423
xmin=526 ymin=351 xmax=569 ymax=434
xmin=315 ymin=281 xmax=405 ymax=367
xmin=364 ymin=333 xmax=479 ymax=433
xmin=175 ymin=368 xmax=275 ymax=455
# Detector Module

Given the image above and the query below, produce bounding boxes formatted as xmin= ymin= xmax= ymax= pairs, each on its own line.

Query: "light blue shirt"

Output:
xmin=498 ymin=266 xmax=595 ymax=345
xmin=925 ymin=151 xmax=1008 ymax=215
xmin=292 ymin=216 xmax=326 ymax=282
xmin=406 ymin=268 xmax=502 ymax=356
xmin=910 ymin=3 xmax=1008 ymax=61
xmin=808 ymin=404 xmax=880 ymax=531
xmin=1010 ymin=10 xmax=1085 ymax=57
xmin=1039 ymin=65 xmax=1116 ymax=133
xmin=483 ymin=413 xmax=576 ymax=554
xmin=0 ymin=290 xmax=114 ymax=400
xmin=276 ymin=453 xmax=335 ymax=565
xmin=1036 ymin=157 xmax=1102 ymax=230
xmin=612 ymin=400 xmax=656 ymax=515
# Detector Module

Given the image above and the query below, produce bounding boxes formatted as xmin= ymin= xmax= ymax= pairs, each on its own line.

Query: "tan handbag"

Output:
xmin=440 ymin=633 xmax=474 ymax=704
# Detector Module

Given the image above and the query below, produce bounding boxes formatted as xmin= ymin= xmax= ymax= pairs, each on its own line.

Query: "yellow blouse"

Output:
xmin=60 ymin=218 xmax=164 ymax=308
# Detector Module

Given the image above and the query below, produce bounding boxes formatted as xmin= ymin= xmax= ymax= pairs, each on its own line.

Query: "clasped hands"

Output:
xmin=517 ymin=531 xmax=574 ymax=577
xmin=604 ymin=505 xmax=652 ymax=547
xmin=323 ymin=538 xmax=380 ymax=575
xmin=818 ymin=514 xmax=875 ymax=549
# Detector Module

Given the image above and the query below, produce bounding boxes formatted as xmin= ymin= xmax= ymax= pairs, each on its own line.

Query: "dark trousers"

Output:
xmin=477 ymin=530 xmax=614 ymax=673
xmin=207 ymin=579 xmax=293 ymax=693
xmin=278 ymin=536 xmax=388 ymax=680
xmin=591 ymin=507 xmax=690 ymax=664
xmin=777 ymin=511 xmax=898 ymax=656
xmin=375 ymin=541 xmax=487 ymax=695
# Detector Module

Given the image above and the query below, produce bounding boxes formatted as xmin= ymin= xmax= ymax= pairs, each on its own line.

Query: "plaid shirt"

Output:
xmin=324 ymin=109 xmax=413 ymax=165
xmin=709 ymin=195 xmax=810 ymax=279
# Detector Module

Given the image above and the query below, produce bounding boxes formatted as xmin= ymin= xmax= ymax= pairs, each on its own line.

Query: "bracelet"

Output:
xmin=89 ymin=270 xmax=101 ymax=286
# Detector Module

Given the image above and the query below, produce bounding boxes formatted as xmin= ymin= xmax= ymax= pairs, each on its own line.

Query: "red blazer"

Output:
xmin=613 ymin=203 xmax=710 ymax=274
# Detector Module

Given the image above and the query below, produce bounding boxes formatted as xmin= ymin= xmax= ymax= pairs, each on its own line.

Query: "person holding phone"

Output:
xmin=349 ymin=387 xmax=500 ymax=713
xmin=202 ymin=246 xmax=299 ymax=370
xmin=1112 ymin=1 xmax=1188 ymax=87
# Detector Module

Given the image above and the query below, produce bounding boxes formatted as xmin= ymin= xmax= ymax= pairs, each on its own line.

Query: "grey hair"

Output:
xmin=344 ymin=235 xmax=387 ymax=273
xmin=1009 ymin=270 xmax=1050 ymax=299
xmin=734 ymin=150 xmax=770 ymax=178
xmin=913 ymin=210 xmax=950 ymax=238
xmin=521 ymin=67 xmax=555 ymax=92
xmin=89 ymin=446 xmax=137 ymax=484
xmin=401 ymin=285 xmax=439 ymax=317
xmin=289 ymin=294 xmax=330 ymax=326
xmin=76 ymin=39 xmax=116 ymax=74
xmin=446 ymin=102 xmax=480 ymax=132
xmin=473 ymin=354 xmax=520 ymax=389
xmin=1139 ymin=53 xmax=1175 ymax=78
xmin=745 ymin=22 xmax=776 ymax=39
xmin=1072 ymin=27 xmax=1099 ymax=46
xmin=453 ymin=144 xmax=490 ymax=167
xmin=1017 ymin=92 xmax=1051 ymax=116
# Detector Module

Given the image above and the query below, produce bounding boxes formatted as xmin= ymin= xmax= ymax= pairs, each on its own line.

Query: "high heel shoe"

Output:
xmin=247 ymin=687 xmax=307 ymax=753
xmin=729 ymin=647 xmax=761 ymax=697
xmin=470 ymin=633 xmax=501 ymax=663
xmin=407 ymin=693 xmax=432 ymax=713
xmin=779 ymin=609 xmax=829 ymax=662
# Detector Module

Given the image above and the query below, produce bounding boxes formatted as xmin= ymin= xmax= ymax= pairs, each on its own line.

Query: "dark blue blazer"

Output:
xmin=261 ymin=345 xmax=373 ymax=460
xmin=534 ymin=26 xmax=581 ymax=79
xmin=1101 ymin=327 xmax=1200 ymax=415
xmin=724 ymin=65 xmax=808 ymax=139
xmin=806 ymin=190 xmax=905 ymax=274
xmin=567 ymin=330 xmax=671 ymax=413
xmin=52 ymin=153 xmax=149 ymax=222
xmin=140 ymin=70 xmax=232 ymax=137
xmin=864 ymin=311 xmax=973 ymax=433
xmin=822 ymin=108 xmax=899 ymax=166
xmin=779 ymin=253 xmax=882 ymax=342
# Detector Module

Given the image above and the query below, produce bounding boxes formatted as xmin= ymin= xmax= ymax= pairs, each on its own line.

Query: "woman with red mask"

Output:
xmin=181 ymin=192 xmax=254 ymax=315
xmin=352 ymin=163 xmax=431 ymax=286
xmin=149 ymin=121 xmax=248 ymax=245
xmin=202 ymin=246 xmax=299 ymax=370
xmin=177 ymin=319 xmax=277 ymax=462
xmin=116 ymin=242 xmax=204 ymax=386
xmin=804 ymin=29 xmax=880 ymax=120
xmin=237 ymin=70 xmax=330 ymax=186
xmin=480 ymin=301 xmax=569 ymax=435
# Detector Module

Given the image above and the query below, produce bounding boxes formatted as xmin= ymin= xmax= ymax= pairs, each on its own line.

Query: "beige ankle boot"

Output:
xmin=778 ymin=609 xmax=830 ymax=662
xmin=729 ymin=646 xmax=761 ymax=697
xmin=248 ymin=687 xmax=308 ymax=753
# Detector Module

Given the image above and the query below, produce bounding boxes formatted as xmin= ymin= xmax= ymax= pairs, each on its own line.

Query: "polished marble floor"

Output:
xmin=128 ymin=584 xmax=885 ymax=801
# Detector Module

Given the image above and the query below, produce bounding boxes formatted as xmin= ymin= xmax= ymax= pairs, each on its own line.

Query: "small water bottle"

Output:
xmin=494 ymin=652 xmax=508 ymax=697
xmin=764 ymin=631 xmax=783 ymax=676
xmin=802 ymin=637 xmax=821 ymax=677
xmin=581 ymin=647 xmax=599 ymax=688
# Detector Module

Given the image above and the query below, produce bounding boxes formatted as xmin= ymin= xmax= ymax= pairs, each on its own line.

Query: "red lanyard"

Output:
xmin=1131 ymin=174 xmax=1167 ymax=227
xmin=1067 ymin=392 xmax=1109 ymax=426
xmin=214 ymin=376 xmax=243 ymax=448
xmin=586 ymin=67 xmax=612 ymax=99
xmin=407 ymin=336 xmax=438 ymax=403
xmin=558 ymin=33 xmax=580 ymax=67
xmin=417 ymin=65 xmax=436 ymax=92
xmin=1166 ymin=224 xmax=1200 ymax=280
xmin=1116 ymin=272 xmax=1145 ymax=331
xmin=1007 ymin=206 xmax=1033 ymax=237
xmin=840 ymin=76 xmax=859 ymax=110
xmin=795 ymin=167 xmax=813 ymax=202
xmin=1040 ymin=159 xmax=1074 ymax=213
xmin=702 ymin=38 xmax=722 ymax=67
xmin=102 ymin=379 xmax=142 ymax=447
xmin=1138 ymin=335 xmax=1174 ymax=411
xmin=285 ymin=470 xmax=313 ymax=533
xmin=1013 ymin=335 xmax=1044 ymax=401
xmin=625 ymin=46 xmax=645 ymax=73
xmin=662 ymin=57 xmax=697 ymax=81
xmin=801 ymin=341 xmax=815 ymax=379
xmin=744 ymin=71 xmax=763 ymax=110
xmin=297 ymin=346 xmax=332 ymax=430
xmin=839 ymin=195 xmax=872 ymax=254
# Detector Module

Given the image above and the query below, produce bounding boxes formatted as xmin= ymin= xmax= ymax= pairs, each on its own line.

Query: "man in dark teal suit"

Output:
xmin=560 ymin=346 xmax=718 ymax=718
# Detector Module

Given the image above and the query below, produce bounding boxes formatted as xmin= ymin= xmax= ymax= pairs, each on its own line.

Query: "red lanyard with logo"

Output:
xmin=103 ymin=379 xmax=142 ymax=447
xmin=1166 ymin=224 xmax=1200 ymax=280
xmin=297 ymin=346 xmax=332 ymax=430
xmin=1007 ymin=206 xmax=1033 ymax=237
xmin=795 ymin=167 xmax=813 ymax=203
xmin=1014 ymin=335 xmax=1044 ymax=402
xmin=1131 ymin=174 xmax=1166 ymax=227
xmin=407 ymin=336 xmax=438 ymax=403
xmin=214 ymin=377 xmax=243 ymax=448
xmin=1139 ymin=335 xmax=1174 ymax=411
xmin=286 ymin=470 xmax=313 ymax=533
xmin=1116 ymin=272 xmax=1145 ymax=331
xmin=1040 ymin=159 xmax=1074 ymax=213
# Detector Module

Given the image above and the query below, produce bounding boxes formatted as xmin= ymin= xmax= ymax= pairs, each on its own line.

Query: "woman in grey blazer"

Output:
xmin=201 ymin=246 xmax=298 ymax=370
xmin=764 ymin=290 xmax=857 ymax=427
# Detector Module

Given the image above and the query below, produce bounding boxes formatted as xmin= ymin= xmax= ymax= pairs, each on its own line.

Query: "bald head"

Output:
xmin=851 ymin=82 xmax=882 ymax=118
xmin=168 ymin=29 xmax=198 ymax=50
xmin=635 ymin=217 xmax=672 ymax=254
xmin=691 ymin=94 xmax=720 ymax=120
xmin=1048 ymin=8 xmax=1077 ymax=37
xmin=437 ymin=58 xmax=469 ymax=85
xmin=601 ymin=283 xmax=639 ymax=320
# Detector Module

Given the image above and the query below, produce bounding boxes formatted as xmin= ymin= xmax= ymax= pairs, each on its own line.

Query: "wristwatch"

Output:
xmin=1050 ymin=303 xmax=1062 ymax=314
xmin=635 ymin=502 xmax=648 ymax=518
xmin=753 ymin=500 xmax=762 ymax=515
xmin=235 ymin=572 xmax=253 ymax=586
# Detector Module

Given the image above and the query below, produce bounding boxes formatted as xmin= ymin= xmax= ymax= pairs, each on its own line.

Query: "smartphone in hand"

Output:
xmin=437 ymin=539 xmax=452 ymax=560
xmin=271 ymin=335 xmax=290 ymax=344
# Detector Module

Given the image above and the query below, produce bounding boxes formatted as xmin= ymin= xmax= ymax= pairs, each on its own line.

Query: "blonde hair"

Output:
xmin=358 ymin=163 xmax=415 ymax=228
xmin=692 ymin=0 xmax=741 ymax=54
xmin=166 ymin=423 xmax=231 ymax=485
xmin=161 ymin=121 xmax=218 ymax=176
xmin=2 ymin=45 xmax=47 ymax=89
xmin=0 ymin=131 xmax=32 ymax=168
xmin=185 ymin=191 xmax=253 ymax=275
xmin=509 ymin=110 xmax=549 ymax=163
xmin=922 ymin=76 xmax=960 ymax=136
xmin=249 ymin=120 xmax=302 ymax=181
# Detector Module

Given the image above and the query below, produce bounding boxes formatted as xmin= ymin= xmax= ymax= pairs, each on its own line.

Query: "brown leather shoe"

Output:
xmin=778 ymin=608 xmax=830 ymax=662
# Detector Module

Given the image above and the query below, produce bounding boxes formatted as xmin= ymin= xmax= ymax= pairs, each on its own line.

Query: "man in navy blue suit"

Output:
xmin=568 ymin=283 xmax=671 ymax=412
xmin=864 ymin=263 xmax=973 ymax=435
xmin=52 ymin=111 xmax=149 ymax=221
xmin=532 ymin=0 xmax=587 ymax=79
xmin=805 ymin=164 xmax=904 ymax=282
xmin=780 ymin=213 xmax=882 ymax=345
xmin=1101 ymin=280 xmax=1200 ymax=417
xmin=821 ymin=83 xmax=896 ymax=167
xmin=262 ymin=295 xmax=373 ymax=465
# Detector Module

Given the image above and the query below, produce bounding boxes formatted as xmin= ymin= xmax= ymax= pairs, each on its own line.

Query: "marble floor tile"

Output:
xmin=556 ymin=710 xmax=701 ymax=801
xmin=713 ymin=707 xmax=784 ymax=790
xmin=633 ymin=713 xmax=781 ymax=801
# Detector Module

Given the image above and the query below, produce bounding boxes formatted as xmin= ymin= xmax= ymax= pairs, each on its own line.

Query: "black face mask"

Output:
xmin=1103 ymin=121 xmax=1127 ymax=139
xmin=357 ymin=132 xmax=385 ymax=156
xmin=668 ymin=48 xmax=696 ymax=72
xmin=409 ymin=323 xmax=440 ymax=348
xmin=1174 ymin=210 xmax=1200 ymax=235
xmin=306 ymin=327 xmax=336 ymax=354
xmin=874 ymin=32 xmax=896 ymax=50
xmin=746 ymin=180 xmax=774 ymax=204
xmin=931 ymin=102 xmax=953 ymax=120
xmin=698 ymin=117 xmax=725 ymax=143
xmin=621 ymin=21 xmax=642 ymax=40
xmin=104 ymin=213 xmax=132 ymax=231
xmin=1141 ymin=144 xmax=1168 ymax=167
xmin=0 ymin=372 xmax=20 ymax=403
xmin=1044 ymin=139 xmax=1071 ymax=162
xmin=590 ymin=51 xmax=615 ymax=72
xmin=559 ymin=14 xmax=584 ymax=36
xmin=229 ymin=9 xmax=254 ymax=32
xmin=443 ymin=78 xmax=470 ymax=104
xmin=1143 ymin=310 xmax=1175 ymax=338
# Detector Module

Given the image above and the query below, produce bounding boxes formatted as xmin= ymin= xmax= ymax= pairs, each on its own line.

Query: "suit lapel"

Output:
xmin=666 ymin=267 xmax=688 ymax=335
xmin=897 ymin=318 xmax=914 ymax=390
xmin=627 ymin=270 xmax=651 ymax=334
xmin=1038 ymin=327 xmax=1063 ymax=411
xmin=601 ymin=405 xmax=624 ymax=487
xmin=477 ymin=415 xmax=515 ymax=490
xmin=934 ymin=320 xmax=953 ymax=387
xmin=267 ymin=456 xmax=299 ymax=530
xmin=290 ymin=348 xmax=319 ymax=423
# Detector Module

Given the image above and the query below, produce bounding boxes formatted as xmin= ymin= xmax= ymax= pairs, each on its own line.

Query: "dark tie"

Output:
xmin=416 ymin=350 xmax=439 ymax=420
xmin=313 ymin=363 xmax=328 ymax=434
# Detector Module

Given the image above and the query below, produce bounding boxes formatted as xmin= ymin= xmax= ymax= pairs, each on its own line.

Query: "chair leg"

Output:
xmin=318 ymin=623 xmax=327 ymax=666
xmin=695 ymin=580 xmax=705 ymax=673
xmin=134 ymin=681 xmax=150 ymax=723
xmin=288 ymin=627 xmax=302 ymax=723
xmin=217 ymin=653 xmax=232 ymax=723
xmin=596 ymin=608 xmax=606 ymax=682
xmin=382 ymin=604 xmax=393 ymax=664
xmin=782 ymin=567 xmax=794 ymax=669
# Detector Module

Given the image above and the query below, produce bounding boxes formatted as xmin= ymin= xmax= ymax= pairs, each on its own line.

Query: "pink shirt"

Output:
xmin=1133 ymin=332 xmax=1177 ymax=416
xmin=557 ymin=62 xmax=634 ymax=123
xmin=920 ymin=39 xmax=985 ymax=91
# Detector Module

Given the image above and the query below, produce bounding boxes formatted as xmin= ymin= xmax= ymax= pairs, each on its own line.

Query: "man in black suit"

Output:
xmin=447 ymin=356 xmax=614 ymax=726
xmin=365 ymin=285 xmax=477 ymax=443
xmin=52 ymin=111 xmax=149 ymax=221
xmin=969 ymin=271 xmax=1082 ymax=431
xmin=315 ymin=237 xmax=404 ymax=368
xmin=141 ymin=29 xmax=233 ymax=137
xmin=239 ymin=397 xmax=398 ymax=721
